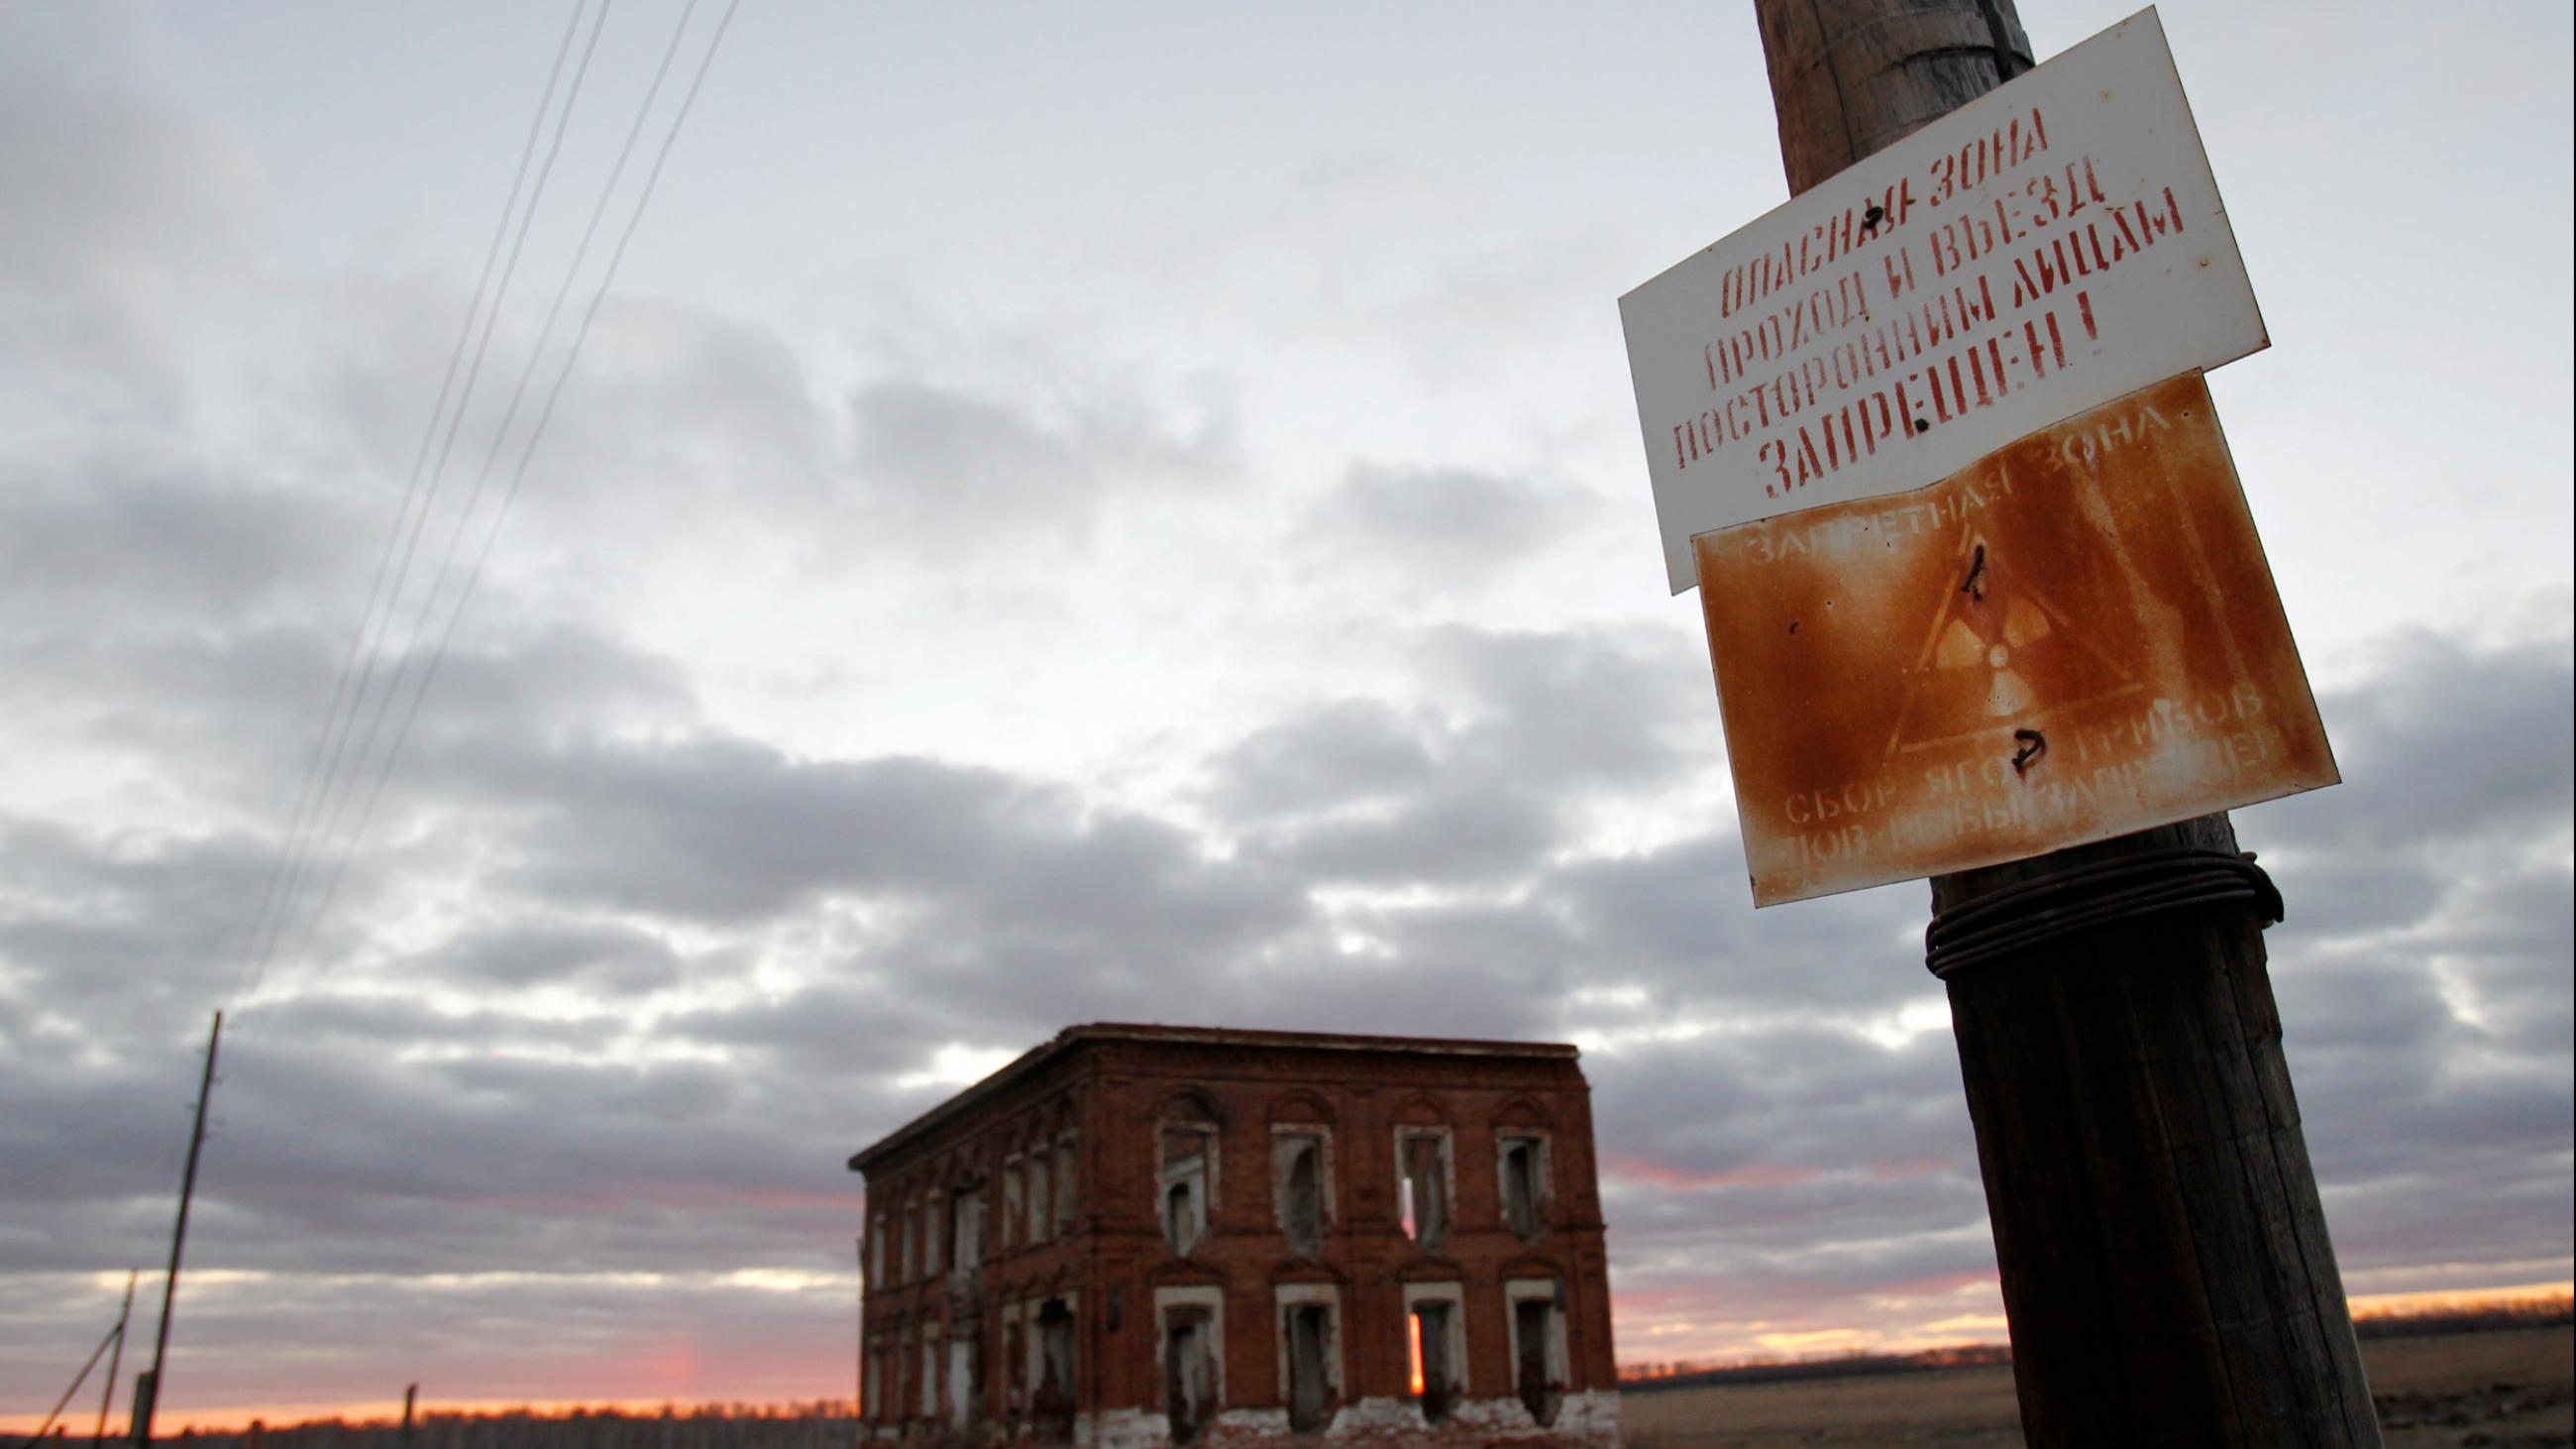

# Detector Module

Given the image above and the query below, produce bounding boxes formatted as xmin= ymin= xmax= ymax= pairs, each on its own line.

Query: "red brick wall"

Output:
xmin=856 ymin=1029 xmax=1619 ymax=1442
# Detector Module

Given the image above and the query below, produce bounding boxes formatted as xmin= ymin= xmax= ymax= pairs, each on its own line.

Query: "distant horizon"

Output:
xmin=12 ymin=1280 xmax=2568 ymax=1436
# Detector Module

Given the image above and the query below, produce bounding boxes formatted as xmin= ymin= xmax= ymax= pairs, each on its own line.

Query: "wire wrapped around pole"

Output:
xmin=1924 ymin=846 xmax=2284 ymax=978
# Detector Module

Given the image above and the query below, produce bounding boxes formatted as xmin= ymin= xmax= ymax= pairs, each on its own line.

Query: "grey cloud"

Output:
xmin=847 ymin=374 xmax=1234 ymax=548
xmin=1205 ymin=698 xmax=1437 ymax=821
xmin=1210 ymin=623 xmax=1714 ymax=889
xmin=0 ymin=461 xmax=357 ymax=632
xmin=1417 ymin=623 xmax=1707 ymax=788
xmin=483 ymin=739 xmax=1298 ymax=947
xmin=0 ymin=1026 xmax=866 ymax=1284
xmin=1551 ymin=834 xmax=1934 ymax=1016
xmin=665 ymin=979 xmax=979 ymax=1084
xmin=249 ymin=994 xmax=633 ymax=1057
xmin=391 ymin=622 xmax=698 ymax=750
xmin=1589 ymin=1030 xmax=1976 ymax=1188
xmin=1265 ymin=787 xmax=1560 ymax=886
xmin=0 ymin=818 xmax=281 ymax=1041
xmin=2436 ymin=867 xmax=2576 ymax=1055
xmin=1209 ymin=899 xmax=1591 ymax=1045
xmin=6 ymin=1268 xmax=860 ymax=1414
xmin=0 ymin=41 xmax=258 ymax=465
xmin=0 ymin=45 xmax=248 ymax=311
xmin=9 ymin=607 xmax=696 ymax=824
xmin=2240 ymin=631 xmax=2574 ymax=1255
xmin=507 ymin=296 xmax=842 ymax=548
xmin=2260 ymin=629 xmax=2573 ymax=853
xmin=2262 ymin=856 xmax=2447 ymax=937
xmin=420 ymin=921 xmax=690 ymax=992
xmin=1296 ymin=462 xmax=1587 ymax=573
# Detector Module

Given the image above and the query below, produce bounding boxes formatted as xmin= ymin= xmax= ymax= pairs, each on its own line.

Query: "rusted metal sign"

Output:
xmin=1623 ymin=7 xmax=2266 ymax=593
xmin=1697 ymin=373 xmax=2334 ymax=906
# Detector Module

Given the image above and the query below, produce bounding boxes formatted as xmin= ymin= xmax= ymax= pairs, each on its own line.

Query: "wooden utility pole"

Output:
xmin=134 ymin=1011 xmax=222 ymax=1446
xmin=1748 ymin=4 xmax=2381 ymax=1444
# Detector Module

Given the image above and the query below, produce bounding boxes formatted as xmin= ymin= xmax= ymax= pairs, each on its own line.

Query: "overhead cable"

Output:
xmin=260 ymin=0 xmax=744 ymax=1014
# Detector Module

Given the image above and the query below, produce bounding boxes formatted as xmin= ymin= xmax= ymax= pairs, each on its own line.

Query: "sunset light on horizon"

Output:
xmin=9 ymin=1278 xmax=2567 ymax=1434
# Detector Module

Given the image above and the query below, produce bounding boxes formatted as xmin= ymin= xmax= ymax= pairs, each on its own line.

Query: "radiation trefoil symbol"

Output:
xmin=1883 ymin=527 xmax=2140 ymax=758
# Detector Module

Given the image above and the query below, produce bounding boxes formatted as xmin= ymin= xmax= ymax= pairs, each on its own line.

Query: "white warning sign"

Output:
xmin=1621 ymin=7 xmax=2267 ymax=593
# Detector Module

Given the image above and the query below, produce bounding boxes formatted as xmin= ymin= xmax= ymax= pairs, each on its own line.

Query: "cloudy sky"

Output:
xmin=4 ymin=0 xmax=2569 ymax=1426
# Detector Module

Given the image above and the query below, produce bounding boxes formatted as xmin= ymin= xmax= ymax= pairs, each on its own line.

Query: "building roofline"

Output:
xmin=845 ymin=1023 xmax=1580 ymax=1174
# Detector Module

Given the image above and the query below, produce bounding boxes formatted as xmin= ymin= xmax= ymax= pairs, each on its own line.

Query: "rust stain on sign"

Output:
xmin=1696 ymin=371 xmax=2336 ymax=906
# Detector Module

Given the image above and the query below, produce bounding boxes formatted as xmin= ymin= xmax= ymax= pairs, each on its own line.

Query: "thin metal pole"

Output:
xmin=94 ymin=1272 xmax=138 ymax=1445
xmin=31 ymin=1320 xmax=124 ymax=1440
xmin=136 ymin=1011 xmax=221 ymax=1445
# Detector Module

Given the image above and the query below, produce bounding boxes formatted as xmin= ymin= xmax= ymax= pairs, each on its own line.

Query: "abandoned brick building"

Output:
xmin=848 ymin=1024 xmax=1622 ymax=1445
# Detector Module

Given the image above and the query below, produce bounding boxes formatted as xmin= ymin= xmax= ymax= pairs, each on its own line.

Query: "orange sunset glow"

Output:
xmin=2349 ymin=1281 xmax=2575 ymax=1320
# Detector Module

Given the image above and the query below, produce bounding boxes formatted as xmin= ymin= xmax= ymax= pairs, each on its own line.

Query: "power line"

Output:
xmin=181 ymin=5 xmax=601 ymax=1233
xmin=116 ymin=1 xmax=743 ymax=1421
xmin=219 ymin=0 xmax=598 ymax=1021
xmin=270 ymin=0 xmax=745 ymax=996
xmin=231 ymin=0 xmax=618 ymax=1020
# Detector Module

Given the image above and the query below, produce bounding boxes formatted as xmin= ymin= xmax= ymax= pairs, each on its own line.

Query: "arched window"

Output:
xmin=1402 ymin=1282 xmax=1465 ymax=1425
xmin=1277 ymin=1134 xmax=1326 ymax=1256
xmin=1052 ymin=1124 xmax=1078 ymax=1235
xmin=1157 ymin=1093 xmax=1222 ymax=1256
xmin=1506 ymin=1278 xmax=1568 ymax=1426
xmin=1392 ymin=1113 xmax=1452 ymax=1253
xmin=1003 ymin=1153 xmax=1026 ymax=1250
xmin=1499 ymin=1133 xmax=1550 ymax=1241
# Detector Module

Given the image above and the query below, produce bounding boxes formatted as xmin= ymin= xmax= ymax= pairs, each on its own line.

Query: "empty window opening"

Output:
xmin=1004 ymin=1320 xmax=1025 ymax=1411
xmin=950 ymin=1184 xmax=985 ymax=1271
xmin=1033 ymin=1299 xmax=1076 ymax=1441
xmin=1514 ymin=1298 xmax=1563 ymax=1426
xmin=1278 ymin=1135 xmax=1325 ymax=1257
xmin=1410 ymin=1301 xmax=1456 ymax=1424
xmin=1160 ymin=1127 xmax=1212 ymax=1255
xmin=1164 ymin=1306 xmax=1217 ymax=1443
xmin=1286 ymin=1304 xmax=1333 ymax=1433
xmin=1053 ymin=1137 xmax=1078 ymax=1233
xmin=1003 ymin=1161 xmax=1025 ymax=1248
xmin=903 ymin=1204 xmax=921 ymax=1280
xmin=1027 ymin=1153 xmax=1053 ymax=1243
xmin=1400 ymin=1133 xmax=1449 ymax=1249
xmin=1502 ymin=1136 xmax=1546 ymax=1240
xmin=863 ymin=1346 xmax=883 ymax=1421
xmin=917 ymin=1338 xmax=937 ymax=1418
xmin=946 ymin=1331 xmax=979 ymax=1428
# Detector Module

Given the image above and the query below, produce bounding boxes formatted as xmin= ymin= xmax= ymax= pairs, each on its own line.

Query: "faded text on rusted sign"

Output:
xmin=1697 ymin=372 xmax=2334 ymax=906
